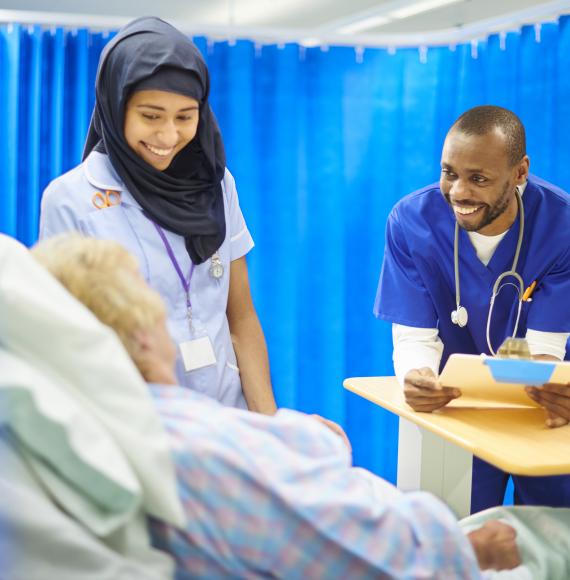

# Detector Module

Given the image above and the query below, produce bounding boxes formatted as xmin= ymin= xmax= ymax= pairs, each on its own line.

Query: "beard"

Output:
xmin=445 ymin=180 xmax=514 ymax=232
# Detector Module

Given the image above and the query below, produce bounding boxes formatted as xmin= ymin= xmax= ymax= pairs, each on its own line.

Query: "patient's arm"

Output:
xmin=150 ymin=388 xmax=483 ymax=578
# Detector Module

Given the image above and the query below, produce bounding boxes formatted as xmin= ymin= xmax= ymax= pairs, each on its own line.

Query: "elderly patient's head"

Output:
xmin=32 ymin=235 xmax=177 ymax=385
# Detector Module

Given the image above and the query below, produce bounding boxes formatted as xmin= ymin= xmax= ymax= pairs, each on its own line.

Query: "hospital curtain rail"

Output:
xmin=1 ymin=18 xmax=569 ymax=483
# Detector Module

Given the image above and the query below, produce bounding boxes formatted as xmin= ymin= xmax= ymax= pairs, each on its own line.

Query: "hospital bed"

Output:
xmin=0 ymin=234 xmax=184 ymax=578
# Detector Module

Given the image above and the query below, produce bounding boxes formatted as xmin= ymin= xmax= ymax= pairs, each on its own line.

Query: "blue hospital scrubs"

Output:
xmin=40 ymin=151 xmax=252 ymax=409
xmin=374 ymin=175 xmax=570 ymax=511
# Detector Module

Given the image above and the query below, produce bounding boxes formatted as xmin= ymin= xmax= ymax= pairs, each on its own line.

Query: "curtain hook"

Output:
xmin=471 ymin=39 xmax=479 ymax=59
xmin=499 ymin=31 xmax=507 ymax=51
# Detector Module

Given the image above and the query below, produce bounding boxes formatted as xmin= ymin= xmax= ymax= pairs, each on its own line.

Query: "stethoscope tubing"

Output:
xmin=452 ymin=188 xmax=525 ymax=355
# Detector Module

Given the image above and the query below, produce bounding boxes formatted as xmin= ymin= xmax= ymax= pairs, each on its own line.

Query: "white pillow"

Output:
xmin=0 ymin=348 xmax=140 ymax=535
xmin=0 ymin=234 xmax=185 ymax=529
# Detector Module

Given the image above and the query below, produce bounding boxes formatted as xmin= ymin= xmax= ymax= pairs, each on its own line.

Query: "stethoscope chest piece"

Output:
xmin=451 ymin=305 xmax=468 ymax=328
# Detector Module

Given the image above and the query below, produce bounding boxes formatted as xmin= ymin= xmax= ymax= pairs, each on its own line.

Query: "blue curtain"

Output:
xmin=2 ymin=18 xmax=570 ymax=482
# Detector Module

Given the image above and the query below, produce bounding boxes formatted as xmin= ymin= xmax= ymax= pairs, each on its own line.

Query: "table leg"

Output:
xmin=397 ymin=418 xmax=473 ymax=518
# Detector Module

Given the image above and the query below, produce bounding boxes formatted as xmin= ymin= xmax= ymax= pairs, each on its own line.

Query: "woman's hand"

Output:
xmin=311 ymin=415 xmax=352 ymax=455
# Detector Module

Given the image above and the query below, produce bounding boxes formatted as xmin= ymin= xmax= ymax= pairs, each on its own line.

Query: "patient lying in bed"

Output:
xmin=30 ymin=234 xmax=546 ymax=579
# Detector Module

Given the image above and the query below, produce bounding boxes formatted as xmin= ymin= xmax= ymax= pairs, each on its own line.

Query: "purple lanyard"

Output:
xmin=151 ymin=222 xmax=195 ymax=311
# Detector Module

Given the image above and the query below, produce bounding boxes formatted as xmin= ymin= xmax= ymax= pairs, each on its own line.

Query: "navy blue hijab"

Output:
xmin=84 ymin=17 xmax=226 ymax=264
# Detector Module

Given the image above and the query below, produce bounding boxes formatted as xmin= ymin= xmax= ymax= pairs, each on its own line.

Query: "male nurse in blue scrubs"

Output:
xmin=374 ymin=105 xmax=570 ymax=512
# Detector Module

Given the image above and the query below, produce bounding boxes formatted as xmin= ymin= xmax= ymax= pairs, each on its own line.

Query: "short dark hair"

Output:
xmin=450 ymin=105 xmax=526 ymax=166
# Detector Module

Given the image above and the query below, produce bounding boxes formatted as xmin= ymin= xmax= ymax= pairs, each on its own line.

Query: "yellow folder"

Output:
xmin=439 ymin=354 xmax=570 ymax=409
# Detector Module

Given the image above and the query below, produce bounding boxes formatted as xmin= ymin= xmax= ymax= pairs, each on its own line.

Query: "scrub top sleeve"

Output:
xmin=374 ymin=210 xmax=438 ymax=328
xmin=223 ymin=169 xmax=254 ymax=262
xmin=39 ymin=183 xmax=84 ymax=240
xmin=527 ymin=245 xmax=570 ymax=332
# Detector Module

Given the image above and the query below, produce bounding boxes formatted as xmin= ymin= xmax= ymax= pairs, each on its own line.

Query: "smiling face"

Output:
xmin=124 ymin=89 xmax=200 ymax=171
xmin=440 ymin=128 xmax=529 ymax=235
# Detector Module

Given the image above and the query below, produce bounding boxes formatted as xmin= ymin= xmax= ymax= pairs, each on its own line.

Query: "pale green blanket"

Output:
xmin=461 ymin=506 xmax=570 ymax=579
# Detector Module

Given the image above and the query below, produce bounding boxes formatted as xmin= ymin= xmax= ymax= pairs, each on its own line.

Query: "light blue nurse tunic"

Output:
xmin=40 ymin=151 xmax=252 ymax=409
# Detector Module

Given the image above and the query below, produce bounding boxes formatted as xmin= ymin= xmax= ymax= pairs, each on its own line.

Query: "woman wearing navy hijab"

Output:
xmin=40 ymin=17 xmax=277 ymax=413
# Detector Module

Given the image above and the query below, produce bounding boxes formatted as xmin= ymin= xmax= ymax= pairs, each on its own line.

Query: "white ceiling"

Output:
xmin=1 ymin=0 xmax=569 ymax=46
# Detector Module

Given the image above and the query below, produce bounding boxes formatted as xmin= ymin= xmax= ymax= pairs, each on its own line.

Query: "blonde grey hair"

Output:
xmin=31 ymin=234 xmax=165 ymax=358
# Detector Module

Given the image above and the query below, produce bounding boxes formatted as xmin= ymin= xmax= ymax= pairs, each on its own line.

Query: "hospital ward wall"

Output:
xmin=1 ymin=18 xmax=570 ymax=482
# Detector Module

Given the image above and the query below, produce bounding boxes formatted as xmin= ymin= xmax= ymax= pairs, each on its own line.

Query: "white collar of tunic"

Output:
xmin=84 ymin=151 xmax=142 ymax=210
xmin=85 ymin=151 xmax=126 ymax=192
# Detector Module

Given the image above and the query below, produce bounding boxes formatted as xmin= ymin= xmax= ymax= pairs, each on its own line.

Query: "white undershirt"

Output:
xmin=467 ymin=181 xmax=526 ymax=267
xmin=392 ymin=183 xmax=569 ymax=385
xmin=466 ymin=230 xmax=508 ymax=266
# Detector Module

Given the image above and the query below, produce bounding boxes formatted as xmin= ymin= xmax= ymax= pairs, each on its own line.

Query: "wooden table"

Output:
xmin=344 ymin=376 xmax=570 ymax=517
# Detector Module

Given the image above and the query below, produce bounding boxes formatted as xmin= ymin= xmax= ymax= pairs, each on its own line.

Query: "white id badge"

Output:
xmin=179 ymin=336 xmax=217 ymax=372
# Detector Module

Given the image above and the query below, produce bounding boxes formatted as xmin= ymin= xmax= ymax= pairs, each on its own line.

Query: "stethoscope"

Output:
xmin=451 ymin=188 xmax=525 ymax=356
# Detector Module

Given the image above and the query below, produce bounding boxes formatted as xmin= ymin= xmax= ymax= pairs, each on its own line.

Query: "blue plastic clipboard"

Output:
xmin=484 ymin=358 xmax=556 ymax=386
